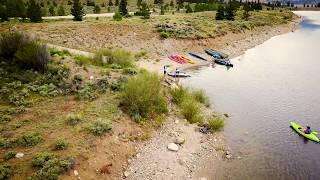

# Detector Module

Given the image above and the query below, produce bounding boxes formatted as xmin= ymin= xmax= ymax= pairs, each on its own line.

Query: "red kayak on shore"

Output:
xmin=168 ymin=55 xmax=186 ymax=64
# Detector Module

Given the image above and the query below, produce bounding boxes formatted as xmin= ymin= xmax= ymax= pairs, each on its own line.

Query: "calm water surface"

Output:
xmin=184 ymin=11 xmax=320 ymax=180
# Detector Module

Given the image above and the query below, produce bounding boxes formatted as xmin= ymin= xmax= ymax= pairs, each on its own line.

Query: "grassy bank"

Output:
xmin=0 ymin=32 xmax=145 ymax=179
xmin=0 ymin=32 xmax=222 ymax=179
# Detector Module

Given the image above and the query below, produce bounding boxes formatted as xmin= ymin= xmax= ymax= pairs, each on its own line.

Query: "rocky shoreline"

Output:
xmin=123 ymin=17 xmax=302 ymax=180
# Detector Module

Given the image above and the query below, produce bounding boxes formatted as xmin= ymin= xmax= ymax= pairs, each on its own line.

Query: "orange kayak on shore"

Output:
xmin=177 ymin=56 xmax=196 ymax=64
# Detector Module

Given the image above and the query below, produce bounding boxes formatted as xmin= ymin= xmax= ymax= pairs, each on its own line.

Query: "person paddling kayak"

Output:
xmin=304 ymin=126 xmax=313 ymax=134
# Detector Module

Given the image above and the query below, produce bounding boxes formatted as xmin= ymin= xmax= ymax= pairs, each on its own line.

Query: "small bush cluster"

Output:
xmin=121 ymin=72 xmax=168 ymax=121
xmin=159 ymin=32 xmax=170 ymax=39
xmin=0 ymin=138 xmax=17 ymax=149
xmin=73 ymin=55 xmax=92 ymax=66
xmin=0 ymin=59 xmax=70 ymax=110
xmin=72 ymin=74 xmax=110 ymax=101
xmin=113 ymin=11 xmax=122 ymax=21
xmin=170 ymin=86 xmax=210 ymax=124
xmin=49 ymin=48 xmax=71 ymax=57
xmin=54 ymin=139 xmax=68 ymax=150
xmin=93 ymin=48 xmax=135 ymax=68
xmin=208 ymin=116 xmax=225 ymax=131
xmin=30 ymin=152 xmax=72 ymax=180
xmin=18 ymin=131 xmax=43 ymax=147
xmin=76 ymin=83 xmax=98 ymax=101
xmin=123 ymin=68 xmax=137 ymax=75
xmin=181 ymin=97 xmax=203 ymax=124
xmin=0 ymin=32 xmax=50 ymax=71
xmin=89 ymin=118 xmax=112 ymax=136
xmin=0 ymin=114 xmax=12 ymax=124
xmin=65 ymin=113 xmax=82 ymax=126
xmin=191 ymin=90 xmax=210 ymax=107
xmin=134 ymin=50 xmax=147 ymax=59
xmin=3 ymin=151 xmax=17 ymax=161
xmin=0 ymin=165 xmax=12 ymax=180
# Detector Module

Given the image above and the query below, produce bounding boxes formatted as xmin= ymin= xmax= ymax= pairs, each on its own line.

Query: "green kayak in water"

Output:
xmin=290 ymin=122 xmax=319 ymax=143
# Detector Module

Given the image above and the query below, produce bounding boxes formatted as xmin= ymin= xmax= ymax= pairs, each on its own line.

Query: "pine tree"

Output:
xmin=170 ymin=0 xmax=174 ymax=8
xmin=160 ymin=5 xmax=165 ymax=15
xmin=215 ymin=4 xmax=224 ymax=20
xmin=137 ymin=0 xmax=142 ymax=8
xmin=6 ymin=0 xmax=17 ymax=17
xmin=16 ymin=0 xmax=27 ymax=19
xmin=27 ymin=0 xmax=42 ymax=22
xmin=242 ymin=3 xmax=250 ymax=20
xmin=0 ymin=5 xmax=8 ymax=22
xmin=49 ymin=5 xmax=55 ymax=16
xmin=119 ymin=0 xmax=128 ymax=16
xmin=71 ymin=0 xmax=85 ymax=21
xmin=115 ymin=0 xmax=119 ymax=6
xmin=140 ymin=2 xmax=150 ymax=19
xmin=93 ymin=5 xmax=101 ymax=13
xmin=185 ymin=3 xmax=192 ymax=13
xmin=225 ymin=3 xmax=235 ymax=21
xmin=108 ymin=0 xmax=113 ymax=6
xmin=58 ymin=5 xmax=66 ymax=16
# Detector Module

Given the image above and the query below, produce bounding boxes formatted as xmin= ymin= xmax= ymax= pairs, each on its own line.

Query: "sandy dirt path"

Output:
xmin=42 ymin=12 xmax=135 ymax=20
xmin=123 ymin=115 xmax=224 ymax=180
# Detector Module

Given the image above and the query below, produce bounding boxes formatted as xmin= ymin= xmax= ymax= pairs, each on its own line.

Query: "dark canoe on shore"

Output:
xmin=204 ymin=49 xmax=229 ymax=59
xmin=214 ymin=58 xmax=233 ymax=67
xmin=189 ymin=53 xmax=207 ymax=61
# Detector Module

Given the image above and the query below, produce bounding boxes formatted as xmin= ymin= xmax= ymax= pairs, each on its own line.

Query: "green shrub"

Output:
xmin=3 ymin=151 xmax=17 ymax=161
xmin=72 ymin=74 xmax=83 ymax=89
xmin=49 ymin=48 xmax=71 ymax=57
xmin=19 ymin=131 xmax=43 ymax=147
xmin=15 ymin=41 xmax=50 ymax=71
xmin=107 ymin=49 xmax=134 ymax=68
xmin=30 ymin=152 xmax=72 ymax=180
xmin=76 ymin=84 xmax=98 ymax=101
xmin=89 ymin=118 xmax=112 ymax=136
xmin=0 ymin=115 xmax=12 ymax=124
xmin=170 ymin=86 xmax=189 ymax=105
xmin=65 ymin=113 xmax=82 ymax=126
xmin=54 ymin=139 xmax=68 ymax=150
xmin=181 ymin=97 xmax=203 ymax=124
xmin=0 ymin=32 xmax=29 ymax=59
xmin=0 ymin=138 xmax=17 ymax=149
xmin=110 ymin=80 xmax=123 ymax=91
xmin=123 ymin=67 xmax=137 ymax=75
xmin=73 ymin=55 xmax=92 ymax=66
xmin=113 ymin=11 xmax=122 ymax=21
xmin=159 ymin=32 xmax=170 ymax=39
xmin=0 ymin=165 xmax=12 ymax=180
xmin=192 ymin=89 xmax=210 ymax=107
xmin=89 ymin=48 xmax=135 ymax=68
xmin=134 ymin=50 xmax=147 ymax=59
xmin=8 ymin=91 xmax=28 ymax=106
xmin=95 ymin=76 xmax=109 ymax=92
xmin=121 ymin=72 xmax=167 ymax=119
xmin=92 ymin=50 xmax=105 ymax=66
xmin=208 ymin=116 xmax=224 ymax=131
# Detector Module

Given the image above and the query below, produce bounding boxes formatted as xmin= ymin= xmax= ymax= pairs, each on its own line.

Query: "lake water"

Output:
xmin=184 ymin=11 xmax=320 ymax=180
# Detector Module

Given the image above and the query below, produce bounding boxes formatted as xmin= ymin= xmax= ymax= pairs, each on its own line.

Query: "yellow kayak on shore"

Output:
xmin=177 ymin=56 xmax=196 ymax=64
